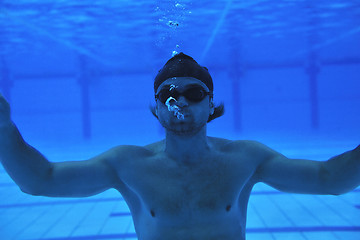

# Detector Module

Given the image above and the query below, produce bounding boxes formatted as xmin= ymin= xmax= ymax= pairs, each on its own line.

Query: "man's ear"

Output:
xmin=209 ymin=99 xmax=215 ymax=115
xmin=149 ymin=102 xmax=159 ymax=119
xmin=154 ymin=101 xmax=160 ymax=117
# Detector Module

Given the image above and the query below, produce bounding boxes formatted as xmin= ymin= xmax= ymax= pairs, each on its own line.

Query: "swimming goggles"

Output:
xmin=155 ymin=85 xmax=212 ymax=104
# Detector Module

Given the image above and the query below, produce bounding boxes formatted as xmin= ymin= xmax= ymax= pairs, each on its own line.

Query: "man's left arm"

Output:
xmin=254 ymin=142 xmax=360 ymax=195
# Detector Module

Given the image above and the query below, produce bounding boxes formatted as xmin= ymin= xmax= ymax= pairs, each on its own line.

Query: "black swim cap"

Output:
xmin=154 ymin=52 xmax=213 ymax=93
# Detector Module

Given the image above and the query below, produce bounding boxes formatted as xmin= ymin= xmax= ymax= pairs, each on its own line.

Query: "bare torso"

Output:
xmin=112 ymin=137 xmax=261 ymax=240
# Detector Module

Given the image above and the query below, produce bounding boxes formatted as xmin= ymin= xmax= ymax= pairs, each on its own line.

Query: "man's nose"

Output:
xmin=175 ymin=96 xmax=189 ymax=107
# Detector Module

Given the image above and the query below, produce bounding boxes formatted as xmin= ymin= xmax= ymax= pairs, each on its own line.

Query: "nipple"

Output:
xmin=226 ymin=204 xmax=232 ymax=212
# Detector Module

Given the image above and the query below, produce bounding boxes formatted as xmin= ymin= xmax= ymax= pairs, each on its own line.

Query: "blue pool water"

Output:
xmin=0 ymin=0 xmax=359 ymax=239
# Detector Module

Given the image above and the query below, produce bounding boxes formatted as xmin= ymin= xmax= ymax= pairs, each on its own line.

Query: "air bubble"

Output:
xmin=165 ymin=97 xmax=185 ymax=120
xmin=167 ymin=20 xmax=179 ymax=28
xmin=169 ymin=84 xmax=177 ymax=91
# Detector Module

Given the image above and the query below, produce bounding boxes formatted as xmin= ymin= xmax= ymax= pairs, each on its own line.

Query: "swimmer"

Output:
xmin=0 ymin=53 xmax=359 ymax=240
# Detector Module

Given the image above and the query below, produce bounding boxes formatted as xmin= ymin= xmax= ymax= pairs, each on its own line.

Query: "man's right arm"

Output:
xmin=0 ymin=123 xmax=122 ymax=197
xmin=0 ymin=93 xmax=121 ymax=197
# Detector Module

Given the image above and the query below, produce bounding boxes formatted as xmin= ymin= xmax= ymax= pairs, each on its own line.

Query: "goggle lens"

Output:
xmin=156 ymin=86 xmax=211 ymax=104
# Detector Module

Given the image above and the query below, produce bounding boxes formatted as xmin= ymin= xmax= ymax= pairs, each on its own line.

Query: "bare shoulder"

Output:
xmin=106 ymin=144 xmax=152 ymax=155
xmin=212 ymin=138 xmax=279 ymax=162
xmin=208 ymin=137 xmax=263 ymax=151
xmin=97 ymin=140 xmax=166 ymax=168
xmin=99 ymin=144 xmax=154 ymax=167
xmin=234 ymin=140 xmax=275 ymax=153
xmin=143 ymin=139 xmax=165 ymax=154
xmin=208 ymin=136 xmax=233 ymax=150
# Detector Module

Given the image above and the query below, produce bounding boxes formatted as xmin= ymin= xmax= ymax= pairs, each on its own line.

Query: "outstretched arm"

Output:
xmin=0 ymin=93 xmax=120 ymax=197
xmin=0 ymin=122 xmax=123 ymax=197
xmin=253 ymin=141 xmax=360 ymax=195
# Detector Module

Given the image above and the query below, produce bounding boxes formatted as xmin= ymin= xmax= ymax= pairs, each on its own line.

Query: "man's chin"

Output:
xmin=170 ymin=129 xmax=196 ymax=136
xmin=166 ymin=123 xmax=205 ymax=136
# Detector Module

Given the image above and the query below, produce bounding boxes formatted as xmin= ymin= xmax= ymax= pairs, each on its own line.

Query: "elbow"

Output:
xmin=20 ymin=186 xmax=45 ymax=196
xmin=20 ymin=187 xmax=39 ymax=196
xmin=326 ymin=187 xmax=354 ymax=196
xmin=322 ymin=182 xmax=351 ymax=196
xmin=320 ymin=162 xmax=340 ymax=195
xmin=19 ymin=178 xmax=51 ymax=196
xmin=322 ymin=181 xmax=346 ymax=196
xmin=327 ymin=190 xmax=343 ymax=196
xmin=20 ymin=167 xmax=54 ymax=196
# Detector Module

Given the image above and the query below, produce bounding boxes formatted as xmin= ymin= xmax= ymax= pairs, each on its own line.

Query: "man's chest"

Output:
xmin=123 ymin=153 xmax=257 ymax=218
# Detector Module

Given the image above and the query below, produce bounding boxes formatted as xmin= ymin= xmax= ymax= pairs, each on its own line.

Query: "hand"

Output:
xmin=0 ymin=93 xmax=11 ymax=127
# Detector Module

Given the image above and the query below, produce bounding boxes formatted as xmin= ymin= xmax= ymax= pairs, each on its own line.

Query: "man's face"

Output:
xmin=155 ymin=77 xmax=214 ymax=136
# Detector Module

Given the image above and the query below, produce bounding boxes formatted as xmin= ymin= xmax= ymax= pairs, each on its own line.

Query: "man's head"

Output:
xmin=151 ymin=53 xmax=224 ymax=125
xmin=154 ymin=52 xmax=213 ymax=94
